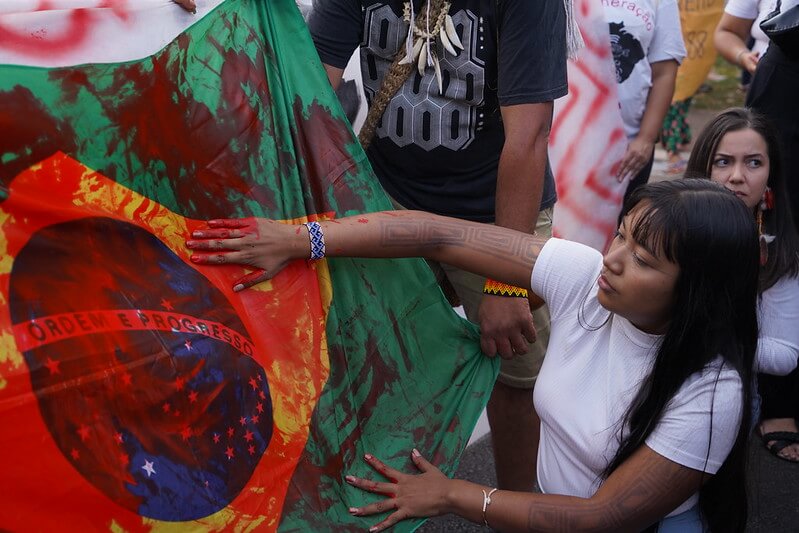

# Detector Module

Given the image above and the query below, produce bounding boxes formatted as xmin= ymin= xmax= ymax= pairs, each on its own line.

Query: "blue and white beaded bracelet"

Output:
xmin=303 ymin=221 xmax=326 ymax=260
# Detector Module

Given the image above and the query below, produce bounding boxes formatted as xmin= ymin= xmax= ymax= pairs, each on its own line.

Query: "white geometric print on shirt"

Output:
xmin=360 ymin=4 xmax=486 ymax=151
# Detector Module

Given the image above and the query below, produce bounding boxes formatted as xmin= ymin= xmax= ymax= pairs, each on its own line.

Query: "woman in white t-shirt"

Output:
xmin=602 ymin=0 xmax=686 ymax=209
xmin=715 ymin=0 xmax=791 ymax=73
xmin=686 ymin=108 xmax=799 ymax=461
xmin=187 ymin=179 xmax=758 ymax=532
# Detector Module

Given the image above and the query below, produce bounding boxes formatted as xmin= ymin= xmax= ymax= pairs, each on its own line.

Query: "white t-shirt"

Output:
xmin=756 ymin=275 xmax=799 ymax=375
xmin=602 ymin=0 xmax=686 ymax=138
xmin=725 ymin=0 xmax=799 ymax=56
xmin=531 ymin=239 xmax=743 ymax=517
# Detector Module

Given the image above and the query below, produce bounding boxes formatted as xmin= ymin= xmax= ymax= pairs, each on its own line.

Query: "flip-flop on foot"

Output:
xmin=761 ymin=431 xmax=799 ymax=463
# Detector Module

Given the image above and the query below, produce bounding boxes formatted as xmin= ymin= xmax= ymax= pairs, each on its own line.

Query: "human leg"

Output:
xmin=443 ymin=274 xmax=547 ymax=492
xmin=661 ymin=99 xmax=692 ymax=157
xmin=758 ymin=368 xmax=799 ymax=462
xmin=442 ymin=209 xmax=553 ymax=491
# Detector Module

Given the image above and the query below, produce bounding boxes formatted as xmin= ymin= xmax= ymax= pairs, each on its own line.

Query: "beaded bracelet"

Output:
xmin=303 ymin=221 xmax=325 ymax=260
xmin=483 ymin=279 xmax=528 ymax=298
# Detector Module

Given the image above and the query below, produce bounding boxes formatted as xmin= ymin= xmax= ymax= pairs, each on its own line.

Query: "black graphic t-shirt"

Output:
xmin=310 ymin=0 xmax=568 ymax=222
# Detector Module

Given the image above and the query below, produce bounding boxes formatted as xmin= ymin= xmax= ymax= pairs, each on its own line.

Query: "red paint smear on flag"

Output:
xmin=0 ymin=152 xmax=331 ymax=530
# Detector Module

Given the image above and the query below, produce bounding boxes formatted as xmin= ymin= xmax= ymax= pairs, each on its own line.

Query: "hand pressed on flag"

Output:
xmin=0 ymin=0 xmax=496 ymax=530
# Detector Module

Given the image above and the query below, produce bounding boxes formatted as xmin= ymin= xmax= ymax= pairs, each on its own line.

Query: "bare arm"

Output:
xmin=347 ymin=445 xmax=704 ymax=532
xmin=617 ymin=60 xmax=678 ymax=181
xmin=473 ymin=102 xmax=553 ymax=356
xmin=714 ymin=14 xmax=759 ymax=74
xmin=755 ymin=279 xmax=799 ymax=375
xmin=495 ymin=103 xmax=552 ymax=234
xmin=639 ymin=60 xmax=678 ymax=147
xmin=185 ymin=211 xmax=547 ymax=295
xmin=323 ymin=63 xmax=344 ymax=91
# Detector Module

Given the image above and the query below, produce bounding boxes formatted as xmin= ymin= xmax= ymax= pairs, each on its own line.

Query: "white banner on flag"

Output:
xmin=0 ymin=0 xmax=224 ymax=67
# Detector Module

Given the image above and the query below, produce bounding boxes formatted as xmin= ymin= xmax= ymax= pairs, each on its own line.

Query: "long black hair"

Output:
xmin=602 ymin=179 xmax=759 ymax=532
xmin=686 ymin=107 xmax=799 ymax=291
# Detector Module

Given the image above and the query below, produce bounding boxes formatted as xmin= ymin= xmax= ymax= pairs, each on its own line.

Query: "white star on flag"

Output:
xmin=142 ymin=459 xmax=156 ymax=477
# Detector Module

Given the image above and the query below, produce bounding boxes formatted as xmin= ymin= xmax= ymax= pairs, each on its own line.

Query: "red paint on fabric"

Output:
xmin=291 ymin=98 xmax=364 ymax=215
xmin=549 ymin=83 xmax=581 ymax=147
xmin=0 ymin=86 xmax=77 ymax=183
xmin=0 ymin=155 xmax=327 ymax=528
xmin=41 ymin=31 xmax=281 ymax=219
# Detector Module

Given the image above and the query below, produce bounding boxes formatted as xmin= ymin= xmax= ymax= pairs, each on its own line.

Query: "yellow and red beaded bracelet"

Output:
xmin=483 ymin=279 xmax=528 ymax=298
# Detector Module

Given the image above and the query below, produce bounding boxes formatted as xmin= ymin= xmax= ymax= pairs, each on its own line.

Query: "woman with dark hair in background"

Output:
xmin=715 ymin=0 xmax=799 ymax=231
xmin=687 ymin=107 xmax=799 ymax=461
xmin=187 ymin=179 xmax=758 ymax=532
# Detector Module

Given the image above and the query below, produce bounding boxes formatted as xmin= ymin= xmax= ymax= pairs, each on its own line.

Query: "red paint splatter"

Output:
xmin=0 ymin=11 xmax=94 ymax=59
xmin=0 ymin=86 xmax=78 ymax=183
xmin=37 ymin=27 xmax=280 ymax=219
xmin=291 ymin=98 xmax=363 ymax=215
xmin=8 ymin=217 xmax=271 ymax=516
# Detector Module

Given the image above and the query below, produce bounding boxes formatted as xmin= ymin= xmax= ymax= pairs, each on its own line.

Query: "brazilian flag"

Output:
xmin=0 ymin=0 xmax=495 ymax=530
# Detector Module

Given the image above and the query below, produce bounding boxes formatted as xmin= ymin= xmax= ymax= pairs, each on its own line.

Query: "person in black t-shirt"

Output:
xmin=309 ymin=0 xmax=568 ymax=492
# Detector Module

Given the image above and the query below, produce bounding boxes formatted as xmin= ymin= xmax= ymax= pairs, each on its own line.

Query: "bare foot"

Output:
xmin=760 ymin=418 xmax=799 ymax=462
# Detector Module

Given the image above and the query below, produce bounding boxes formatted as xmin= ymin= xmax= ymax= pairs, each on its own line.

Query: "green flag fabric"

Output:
xmin=0 ymin=0 xmax=496 ymax=530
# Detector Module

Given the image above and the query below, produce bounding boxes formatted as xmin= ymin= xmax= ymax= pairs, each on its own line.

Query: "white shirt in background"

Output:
xmin=756 ymin=275 xmax=799 ymax=375
xmin=602 ymin=0 xmax=686 ymax=137
xmin=725 ymin=0 xmax=799 ymax=56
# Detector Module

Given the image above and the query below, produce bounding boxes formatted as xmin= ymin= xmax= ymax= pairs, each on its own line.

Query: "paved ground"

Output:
xmin=417 ymin=433 xmax=799 ymax=531
xmin=650 ymin=108 xmax=719 ymax=183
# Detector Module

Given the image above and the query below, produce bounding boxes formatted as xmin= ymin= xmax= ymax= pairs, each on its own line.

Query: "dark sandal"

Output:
xmin=761 ymin=431 xmax=799 ymax=462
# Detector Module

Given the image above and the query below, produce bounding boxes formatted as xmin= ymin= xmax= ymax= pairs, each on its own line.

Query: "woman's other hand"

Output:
xmin=186 ymin=218 xmax=307 ymax=291
xmin=715 ymin=13 xmax=758 ymax=72
xmin=738 ymin=50 xmax=760 ymax=74
xmin=346 ymin=449 xmax=454 ymax=532
xmin=617 ymin=136 xmax=655 ymax=182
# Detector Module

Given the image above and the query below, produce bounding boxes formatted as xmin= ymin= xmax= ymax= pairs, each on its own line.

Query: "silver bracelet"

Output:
xmin=303 ymin=221 xmax=325 ymax=260
xmin=481 ymin=487 xmax=498 ymax=527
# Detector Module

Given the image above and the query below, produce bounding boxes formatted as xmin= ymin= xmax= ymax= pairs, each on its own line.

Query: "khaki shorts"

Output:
xmin=389 ymin=198 xmax=552 ymax=389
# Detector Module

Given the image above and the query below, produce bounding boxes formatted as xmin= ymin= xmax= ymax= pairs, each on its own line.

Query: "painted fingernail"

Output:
xmin=345 ymin=475 xmax=356 ymax=483
xmin=348 ymin=507 xmax=358 ymax=514
xmin=190 ymin=255 xmax=199 ymax=262
xmin=364 ymin=454 xmax=373 ymax=460
xmin=369 ymin=527 xmax=378 ymax=532
xmin=192 ymin=231 xmax=204 ymax=238
xmin=233 ymin=284 xmax=244 ymax=292
xmin=412 ymin=448 xmax=421 ymax=457
xmin=186 ymin=240 xmax=195 ymax=247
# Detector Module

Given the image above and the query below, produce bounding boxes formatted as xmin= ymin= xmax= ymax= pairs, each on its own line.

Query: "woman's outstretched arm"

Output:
xmin=346 ymin=446 xmax=703 ymax=532
xmin=185 ymin=211 xmax=548 ymax=294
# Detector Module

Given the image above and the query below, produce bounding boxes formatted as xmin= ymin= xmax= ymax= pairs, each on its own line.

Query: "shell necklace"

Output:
xmin=400 ymin=1 xmax=464 ymax=94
